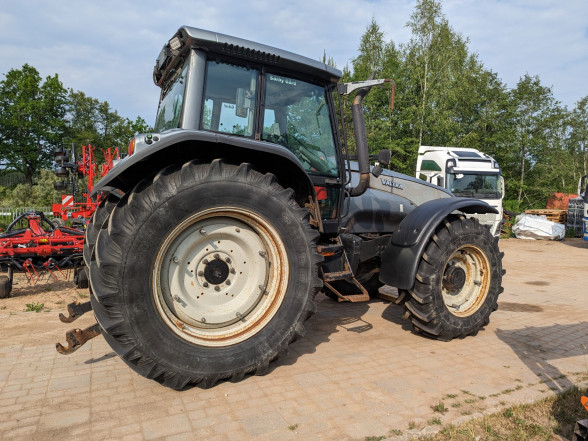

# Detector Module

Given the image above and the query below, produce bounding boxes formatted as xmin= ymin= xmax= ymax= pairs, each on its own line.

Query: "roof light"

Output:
xmin=169 ymin=36 xmax=182 ymax=52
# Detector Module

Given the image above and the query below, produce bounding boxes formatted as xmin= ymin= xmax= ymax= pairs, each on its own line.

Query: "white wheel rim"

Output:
xmin=153 ymin=208 xmax=288 ymax=347
xmin=441 ymin=245 xmax=490 ymax=317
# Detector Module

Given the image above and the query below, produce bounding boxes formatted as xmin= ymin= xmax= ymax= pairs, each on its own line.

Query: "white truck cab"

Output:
xmin=578 ymin=174 xmax=588 ymax=241
xmin=416 ymin=146 xmax=504 ymax=236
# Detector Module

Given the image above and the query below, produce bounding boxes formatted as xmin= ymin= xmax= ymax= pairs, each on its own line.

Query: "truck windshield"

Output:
xmin=154 ymin=63 xmax=189 ymax=132
xmin=262 ymin=74 xmax=338 ymax=177
xmin=447 ymin=173 xmax=502 ymax=199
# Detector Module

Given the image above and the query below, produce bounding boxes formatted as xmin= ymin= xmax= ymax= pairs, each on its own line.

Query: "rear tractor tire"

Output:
xmin=404 ymin=216 xmax=504 ymax=341
xmin=87 ymin=160 xmax=322 ymax=389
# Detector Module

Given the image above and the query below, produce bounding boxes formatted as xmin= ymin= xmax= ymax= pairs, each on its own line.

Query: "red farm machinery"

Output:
xmin=0 ymin=145 xmax=118 ymax=298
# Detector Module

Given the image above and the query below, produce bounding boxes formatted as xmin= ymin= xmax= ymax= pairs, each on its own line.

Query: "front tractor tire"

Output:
xmin=404 ymin=216 xmax=503 ymax=341
xmin=87 ymin=160 xmax=322 ymax=389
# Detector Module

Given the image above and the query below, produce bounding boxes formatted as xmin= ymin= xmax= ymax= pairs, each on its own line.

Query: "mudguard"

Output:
xmin=91 ymin=129 xmax=317 ymax=200
xmin=379 ymin=197 xmax=498 ymax=289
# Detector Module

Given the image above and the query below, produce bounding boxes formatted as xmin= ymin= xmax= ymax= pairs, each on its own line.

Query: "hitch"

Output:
xmin=59 ymin=300 xmax=93 ymax=323
xmin=56 ymin=323 xmax=101 ymax=355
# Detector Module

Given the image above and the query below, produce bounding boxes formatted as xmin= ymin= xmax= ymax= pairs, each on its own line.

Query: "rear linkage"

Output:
xmin=55 ymin=300 xmax=100 ymax=355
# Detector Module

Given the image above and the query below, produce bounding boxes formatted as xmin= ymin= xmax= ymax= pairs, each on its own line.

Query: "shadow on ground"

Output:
xmin=496 ymin=322 xmax=588 ymax=392
xmin=561 ymin=238 xmax=588 ymax=250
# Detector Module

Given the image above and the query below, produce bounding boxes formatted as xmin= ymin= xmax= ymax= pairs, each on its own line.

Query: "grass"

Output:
xmin=420 ymin=385 xmax=587 ymax=441
xmin=432 ymin=402 xmax=448 ymax=414
xmin=25 ymin=302 xmax=44 ymax=312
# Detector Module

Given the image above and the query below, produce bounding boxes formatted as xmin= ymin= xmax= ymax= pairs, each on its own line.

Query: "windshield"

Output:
xmin=447 ymin=173 xmax=502 ymax=199
xmin=154 ymin=63 xmax=188 ymax=132
xmin=262 ymin=74 xmax=338 ymax=177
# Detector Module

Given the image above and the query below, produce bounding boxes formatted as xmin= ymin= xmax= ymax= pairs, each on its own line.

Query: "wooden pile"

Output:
xmin=524 ymin=209 xmax=567 ymax=224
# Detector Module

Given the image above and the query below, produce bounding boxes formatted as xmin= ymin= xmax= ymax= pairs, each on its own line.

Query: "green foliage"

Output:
xmin=343 ymin=1 xmax=588 ymax=208
xmin=25 ymin=302 xmax=44 ymax=313
xmin=0 ymin=169 xmax=60 ymax=207
xmin=64 ymin=90 xmax=151 ymax=162
xmin=0 ymin=64 xmax=151 ymax=189
xmin=0 ymin=64 xmax=67 ymax=186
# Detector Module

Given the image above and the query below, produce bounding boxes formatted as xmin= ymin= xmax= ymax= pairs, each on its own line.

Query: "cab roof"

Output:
xmin=154 ymin=26 xmax=342 ymax=87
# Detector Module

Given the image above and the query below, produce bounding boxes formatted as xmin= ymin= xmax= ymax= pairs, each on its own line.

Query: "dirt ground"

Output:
xmin=0 ymin=269 xmax=86 ymax=313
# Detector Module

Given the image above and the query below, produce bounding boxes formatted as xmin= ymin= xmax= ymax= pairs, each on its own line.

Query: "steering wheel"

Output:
xmin=287 ymin=133 xmax=332 ymax=174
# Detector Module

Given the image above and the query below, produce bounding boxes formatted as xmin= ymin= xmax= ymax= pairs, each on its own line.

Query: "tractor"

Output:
xmin=57 ymin=27 xmax=504 ymax=389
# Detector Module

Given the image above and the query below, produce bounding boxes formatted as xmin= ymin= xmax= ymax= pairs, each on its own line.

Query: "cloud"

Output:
xmin=2 ymin=0 xmax=587 ymax=127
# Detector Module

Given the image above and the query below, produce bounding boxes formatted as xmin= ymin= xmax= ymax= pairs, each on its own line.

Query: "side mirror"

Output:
xmin=372 ymin=150 xmax=391 ymax=178
xmin=377 ymin=149 xmax=391 ymax=167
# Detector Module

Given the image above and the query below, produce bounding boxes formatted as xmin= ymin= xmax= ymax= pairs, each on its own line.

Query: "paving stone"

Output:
xmin=0 ymin=239 xmax=587 ymax=440
xmin=142 ymin=414 xmax=192 ymax=440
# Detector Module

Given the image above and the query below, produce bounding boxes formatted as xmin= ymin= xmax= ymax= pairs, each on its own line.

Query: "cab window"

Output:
xmin=200 ymin=61 xmax=258 ymax=137
xmin=154 ymin=63 xmax=188 ymax=132
xmin=262 ymin=74 xmax=338 ymax=177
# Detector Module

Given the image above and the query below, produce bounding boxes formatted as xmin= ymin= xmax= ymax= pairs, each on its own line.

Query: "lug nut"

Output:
xmin=214 ymin=286 xmax=221 ymax=292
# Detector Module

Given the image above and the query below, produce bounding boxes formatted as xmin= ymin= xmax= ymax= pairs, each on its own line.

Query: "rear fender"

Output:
xmin=93 ymin=130 xmax=317 ymax=209
xmin=379 ymin=198 xmax=498 ymax=289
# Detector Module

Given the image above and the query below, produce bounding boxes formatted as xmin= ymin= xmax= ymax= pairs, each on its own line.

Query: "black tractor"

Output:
xmin=58 ymin=27 xmax=503 ymax=389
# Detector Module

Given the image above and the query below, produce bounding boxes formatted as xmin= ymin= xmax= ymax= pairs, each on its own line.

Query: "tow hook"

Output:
xmin=59 ymin=300 xmax=92 ymax=323
xmin=56 ymin=323 xmax=101 ymax=355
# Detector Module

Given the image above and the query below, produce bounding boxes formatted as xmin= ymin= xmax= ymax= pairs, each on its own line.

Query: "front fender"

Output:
xmin=379 ymin=197 xmax=498 ymax=289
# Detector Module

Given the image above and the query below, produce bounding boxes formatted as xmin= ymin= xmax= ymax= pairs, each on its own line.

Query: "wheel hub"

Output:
xmin=443 ymin=265 xmax=466 ymax=292
xmin=203 ymin=257 xmax=230 ymax=285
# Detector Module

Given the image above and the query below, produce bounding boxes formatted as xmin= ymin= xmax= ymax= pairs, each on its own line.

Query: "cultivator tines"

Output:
xmin=0 ymin=211 xmax=85 ymax=297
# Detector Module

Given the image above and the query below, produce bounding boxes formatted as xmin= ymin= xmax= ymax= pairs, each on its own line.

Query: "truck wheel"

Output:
xmin=0 ymin=275 xmax=12 ymax=299
xmin=405 ymin=216 xmax=503 ymax=341
xmin=88 ymin=160 xmax=322 ymax=389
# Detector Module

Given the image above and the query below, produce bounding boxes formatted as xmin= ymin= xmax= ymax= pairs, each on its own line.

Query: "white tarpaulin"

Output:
xmin=512 ymin=214 xmax=565 ymax=240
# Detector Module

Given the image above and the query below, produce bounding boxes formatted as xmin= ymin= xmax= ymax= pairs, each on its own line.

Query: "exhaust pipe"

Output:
xmin=350 ymin=87 xmax=371 ymax=196
xmin=339 ymin=78 xmax=394 ymax=197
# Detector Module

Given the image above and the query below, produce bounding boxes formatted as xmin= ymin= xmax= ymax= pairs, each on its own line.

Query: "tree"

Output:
xmin=509 ymin=74 xmax=561 ymax=204
xmin=0 ymin=64 xmax=67 ymax=185
xmin=64 ymin=90 xmax=152 ymax=162
xmin=568 ymin=96 xmax=588 ymax=178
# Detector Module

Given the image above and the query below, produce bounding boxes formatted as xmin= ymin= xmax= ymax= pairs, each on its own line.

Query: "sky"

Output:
xmin=1 ymin=0 xmax=588 ymax=127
